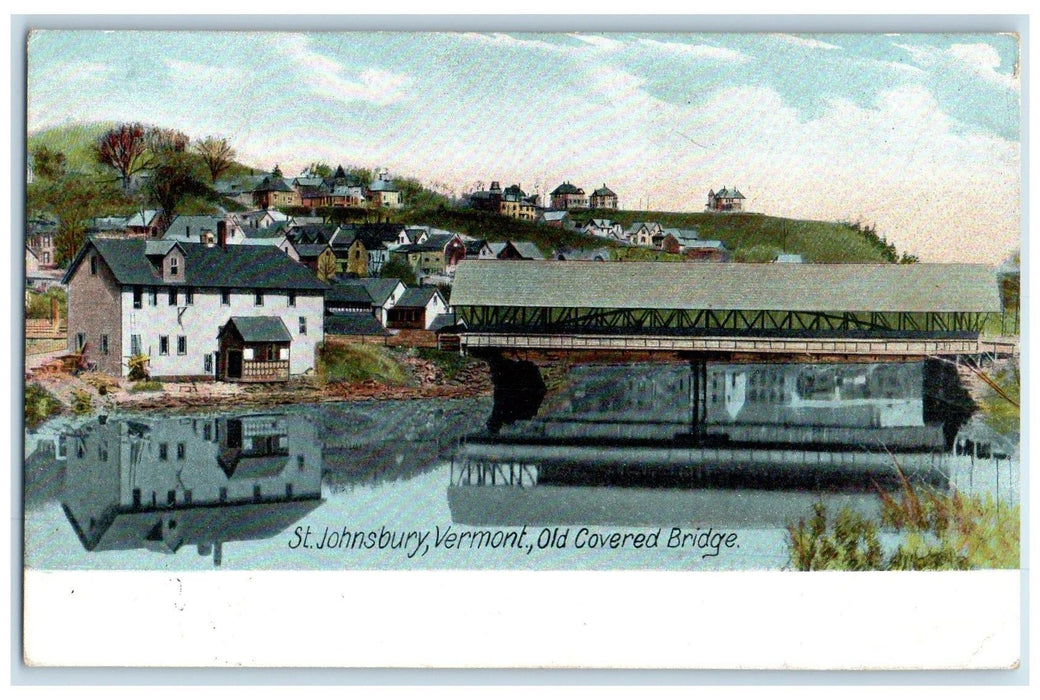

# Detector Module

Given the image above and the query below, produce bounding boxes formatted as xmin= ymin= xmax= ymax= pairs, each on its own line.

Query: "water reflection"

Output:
xmin=450 ymin=359 xmax=1008 ymax=529
xmin=61 ymin=413 xmax=323 ymax=566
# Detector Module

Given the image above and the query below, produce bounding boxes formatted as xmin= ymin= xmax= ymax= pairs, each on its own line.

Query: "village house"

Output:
xmin=62 ymin=238 xmax=326 ymax=381
xmin=537 ymin=210 xmax=572 ymax=228
xmin=291 ymin=242 xmax=338 ymax=281
xmin=465 ymin=239 xmax=494 ymax=260
xmin=706 ymin=186 xmax=746 ymax=212
xmin=331 ymin=223 xmax=407 ymax=277
xmin=582 ymin=218 xmax=625 ymax=240
xmin=499 ymin=184 xmax=537 ymax=221
xmin=238 ymin=226 xmax=297 ymax=260
xmin=324 ymin=277 xmax=407 ymax=337
xmin=26 ymin=217 xmax=59 ymax=267
xmin=390 ymin=233 xmax=467 ymax=280
xmin=162 ymin=215 xmax=246 ymax=246
xmin=549 ymin=182 xmax=587 ymax=210
xmin=125 ymin=210 xmax=164 ymax=238
xmin=683 ymin=239 xmax=730 ymax=262
xmin=367 ymin=172 xmax=402 ymax=209
xmin=386 ymin=287 xmax=450 ymax=331
xmin=252 ymin=176 xmax=302 ymax=209
xmin=214 ymin=174 xmax=267 ymax=208
xmin=468 ymin=181 xmax=503 ymax=213
xmin=588 ymin=184 xmax=618 ymax=210
xmin=487 ymin=241 xmax=546 ymax=261
xmin=625 ymin=221 xmax=664 ymax=247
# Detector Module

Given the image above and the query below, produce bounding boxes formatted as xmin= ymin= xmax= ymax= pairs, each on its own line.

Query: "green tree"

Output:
xmin=379 ymin=258 xmax=417 ymax=287
xmin=30 ymin=144 xmax=67 ymax=181
xmin=27 ymin=175 xmax=131 ymax=266
xmin=146 ymin=153 xmax=214 ymax=230
xmin=308 ymin=162 xmax=333 ymax=178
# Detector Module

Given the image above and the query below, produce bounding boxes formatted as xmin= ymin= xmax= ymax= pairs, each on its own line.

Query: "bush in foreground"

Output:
xmin=318 ymin=343 xmax=409 ymax=385
xmin=24 ymin=383 xmax=62 ymax=429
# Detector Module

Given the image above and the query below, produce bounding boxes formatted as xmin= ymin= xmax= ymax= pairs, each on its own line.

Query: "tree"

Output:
xmin=195 ymin=136 xmax=236 ymax=182
xmin=93 ymin=122 xmax=150 ymax=189
xmin=272 ymin=163 xmax=283 ymax=178
xmin=146 ymin=127 xmax=190 ymax=156
xmin=146 ymin=153 xmax=213 ymax=231
xmin=30 ymin=145 xmax=66 ymax=181
xmin=27 ymin=175 xmax=130 ymax=266
xmin=379 ymin=258 xmax=417 ymax=287
xmin=316 ymin=253 xmax=339 ymax=283
xmin=307 ymin=162 xmax=333 ymax=178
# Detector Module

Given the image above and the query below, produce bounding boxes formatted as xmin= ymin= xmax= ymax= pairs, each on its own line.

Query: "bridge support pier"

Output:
xmin=690 ymin=358 xmax=708 ymax=440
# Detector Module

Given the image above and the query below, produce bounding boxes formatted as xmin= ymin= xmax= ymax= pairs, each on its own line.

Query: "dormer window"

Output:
xmin=170 ymin=258 xmax=179 ymax=276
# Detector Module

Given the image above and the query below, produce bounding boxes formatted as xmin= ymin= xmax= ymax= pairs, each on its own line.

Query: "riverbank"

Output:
xmin=24 ymin=345 xmax=493 ymax=421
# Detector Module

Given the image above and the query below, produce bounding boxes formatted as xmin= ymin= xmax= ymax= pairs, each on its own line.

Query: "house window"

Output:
xmin=159 ymin=336 xmax=169 ymax=355
xmin=170 ymin=258 xmax=179 ymax=276
xmin=185 ymin=288 xmax=194 ymax=305
xmin=75 ymin=333 xmax=86 ymax=351
xmin=288 ymin=291 xmax=296 ymax=307
xmin=159 ymin=443 xmax=168 ymax=461
xmin=131 ymin=334 xmax=142 ymax=356
xmin=297 ymin=455 xmax=305 ymax=471
xmin=149 ymin=288 xmax=158 ymax=306
xmin=221 ymin=290 xmax=231 ymax=306
xmin=169 ymin=287 xmax=178 ymax=305
xmin=254 ymin=290 xmax=264 ymax=306
xmin=176 ymin=443 xmax=186 ymax=460
xmin=204 ymin=354 xmax=213 ymax=374
xmin=90 ymin=255 xmax=97 ymax=275
xmin=177 ymin=336 xmax=187 ymax=355
xmin=100 ymin=334 xmax=109 ymax=355
xmin=299 ymin=316 xmax=307 ymax=335
xmin=133 ymin=286 xmax=142 ymax=309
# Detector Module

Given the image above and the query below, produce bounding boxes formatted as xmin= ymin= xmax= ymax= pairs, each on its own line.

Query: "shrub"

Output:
xmin=70 ymin=389 xmax=92 ymax=416
xmin=24 ymin=383 xmax=62 ymax=429
xmin=129 ymin=380 xmax=163 ymax=393
xmin=127 ymin=354 xmax=151 ymax=381
xmin=415 ymin=347 xmax=469 ymax=381
xmin=318 ymin=342 xmax=409 ymax=385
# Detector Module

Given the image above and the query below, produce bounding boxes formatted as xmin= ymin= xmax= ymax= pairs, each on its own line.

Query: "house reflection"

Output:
xmin=61 ymin=413 xmax=323 ymax=566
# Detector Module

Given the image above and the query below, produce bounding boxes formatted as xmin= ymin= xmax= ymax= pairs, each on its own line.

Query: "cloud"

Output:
xmin=273 ymin=39 xmax=414 ymax=106
xmin=772 ymin=34 xmax=841 ymax=51
xmin=949 ymin=42 xmax=1020 ymax=90
xmin=637 ymin=38 xmax=749 ymax=63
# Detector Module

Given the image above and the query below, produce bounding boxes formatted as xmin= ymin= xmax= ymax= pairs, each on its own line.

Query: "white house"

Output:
xmin=62 ymin=238 xmax=327 ymax=380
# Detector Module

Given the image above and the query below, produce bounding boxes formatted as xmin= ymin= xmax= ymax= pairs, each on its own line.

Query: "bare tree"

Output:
xmin=93 ymin=122 xmax=149 ymax=189
xmin=194 ymin=136 xmax=237 ymax=182
xmin=147 ymin=127 xmax=190 ymax=156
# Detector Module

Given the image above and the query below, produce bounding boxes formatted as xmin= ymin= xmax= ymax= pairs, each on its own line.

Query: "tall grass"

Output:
xmin=318 ymin=342 xmax=409 ymax=385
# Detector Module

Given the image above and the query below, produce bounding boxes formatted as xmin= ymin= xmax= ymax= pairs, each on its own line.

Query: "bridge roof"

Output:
xmin=451 ymin=261 xmax=1001 ymax=313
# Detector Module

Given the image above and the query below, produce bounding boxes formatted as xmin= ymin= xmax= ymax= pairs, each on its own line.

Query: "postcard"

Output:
xmin=20 ymin=25 xmax=1022 ymax=671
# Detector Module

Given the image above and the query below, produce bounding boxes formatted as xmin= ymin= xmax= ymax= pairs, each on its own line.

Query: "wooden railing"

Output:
xmin=239 ymin=360 xmax=289 ymax=382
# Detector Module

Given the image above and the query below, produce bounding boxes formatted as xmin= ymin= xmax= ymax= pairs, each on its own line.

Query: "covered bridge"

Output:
xmin=450 ymin=261 xmax=1006 ymax=357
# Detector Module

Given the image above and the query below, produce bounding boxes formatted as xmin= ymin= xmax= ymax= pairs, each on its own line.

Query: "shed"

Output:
xmin=217 ymin=317 xmax=293 ymax=382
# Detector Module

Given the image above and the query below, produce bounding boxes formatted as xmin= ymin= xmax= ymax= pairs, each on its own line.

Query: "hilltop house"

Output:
xmin=537 ymin=210 xmax=572 ymax=228
xmin=368 ymin=172 xmax=402 ymax=209
xmin=589 ymin=184 xmax=618 ymax=210
xmin=500 ymin=184 xmax=537 ymax=221
xmin=625 ymin=221 xmax=664 ymax=247
xmin=706 ymin=187 xmax=745 ymax=212
xmin=62 ymin=238 xmax=326 ymax=380
xmin=550 ymin=182 xmax=587 ymax=210
xmin=582 ymin=218 xmax=625 ymax=241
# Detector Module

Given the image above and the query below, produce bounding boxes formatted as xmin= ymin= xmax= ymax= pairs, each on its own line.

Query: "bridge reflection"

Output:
xmin=451 ymin=359 xmax=981 ymax=527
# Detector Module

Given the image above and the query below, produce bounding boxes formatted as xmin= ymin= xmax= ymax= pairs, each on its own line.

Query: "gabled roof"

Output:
xmin=452 ymin=261 xmax=1000 ymax=313
xmin=63 ymin=239 xmax=327 ymax=290
xmin=144 ymin=239 xmax=181 ymax=257
xmin=684 ymin=239 xmax=726 ymax=250
xmin=253 ymin=176 xmax=294 ymax=193
xmin=539 ymin=210 xmax=569 ymax=222
xmin=163 ymin=215 xmax=223 ymax=243
xmin=293 ymin=177 xmax=325 ymax=188
xmin=464 ymin=239 xmax=489 ymax=256
xmin=591 ymin=184 xmax=616 ymax=197
xmin=360 ymin=277 xmax=403 ymax=306
xmin=396 ymin=287 xmax=440 ymax=308
xmin=126 ymin=210 xmax=160 ymax=228
xmin=511 ymin=241 xmax=545 ymax=260
xmin=368 ymin=178 xmax=399 ymax=192
xmin=221 ymin=316 xmax=293 ymax=343
xmin=293 ymin=243 xmax=332 ymax=259
xmin=325 ymin=283 xmax=374 ymax=305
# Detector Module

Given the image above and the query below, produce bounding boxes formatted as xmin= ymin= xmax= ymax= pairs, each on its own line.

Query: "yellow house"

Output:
xmin=345 ymin=237 xmax=369 ymax=277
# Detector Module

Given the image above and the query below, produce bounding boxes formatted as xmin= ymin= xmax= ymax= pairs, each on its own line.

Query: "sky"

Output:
xmin=26 ymin=30 xmax=1021 ymax=263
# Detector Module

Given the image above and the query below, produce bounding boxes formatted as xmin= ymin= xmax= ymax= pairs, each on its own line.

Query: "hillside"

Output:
xmin=27 ymin=121 xmax=909 ymax=265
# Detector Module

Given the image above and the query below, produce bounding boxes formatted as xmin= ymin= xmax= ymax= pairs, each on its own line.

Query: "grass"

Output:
xmin=318 ymin=342 xmax=410 ymax=385
xmin=129 ymin=380 xmax=163 ymax=393
xmin=24 ymin=383 xmax=62 ymax=429
xmin=24 ymin=287 xmax=67 ymax=321
xmin=976 ymin=363 xmax=1020 ymax=438
xmin=415 ymin=347 xmax=470 ymax=381
xmin=788 ymin=463 xmax=1019 ymax=571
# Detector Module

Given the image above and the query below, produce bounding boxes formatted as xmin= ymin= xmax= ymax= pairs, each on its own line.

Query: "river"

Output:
xmin=22 ymin=360 xmax=1019 ymax=571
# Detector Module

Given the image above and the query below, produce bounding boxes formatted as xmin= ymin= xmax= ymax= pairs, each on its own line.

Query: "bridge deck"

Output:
xmin=460 ymin=333 xmax=1018 ymax=358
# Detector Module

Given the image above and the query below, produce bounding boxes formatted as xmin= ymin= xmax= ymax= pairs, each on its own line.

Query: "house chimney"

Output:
xmin=217 ymin=221 xmax=227 ymax=249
